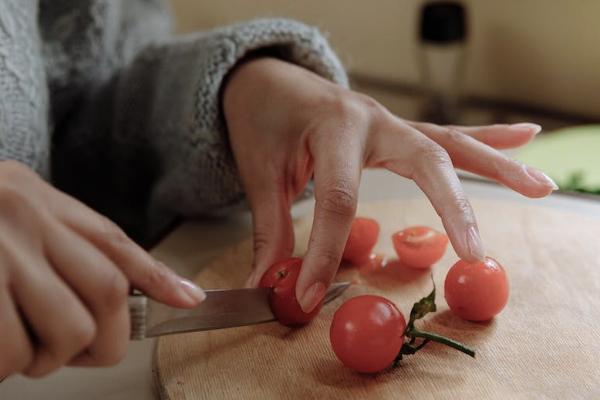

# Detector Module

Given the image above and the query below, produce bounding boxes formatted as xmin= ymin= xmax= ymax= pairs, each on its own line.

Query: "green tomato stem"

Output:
xmin=407 ymin=329 xmax=475 ymax=358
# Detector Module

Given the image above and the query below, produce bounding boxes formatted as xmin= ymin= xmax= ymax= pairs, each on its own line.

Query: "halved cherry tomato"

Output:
xmin=392 ymin=226 xmax=448 ymax=268
xmin=444 ymin=257 xmax=509 ymax=321
xmin=259 ymin=258 xmax=322 ymax=326
xmin=330 ymin=295 xmax=406 ymax=373
xmin=342 ymin=217 xmax=380 ymax=264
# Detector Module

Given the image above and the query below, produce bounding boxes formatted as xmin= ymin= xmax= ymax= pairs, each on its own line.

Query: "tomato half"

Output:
xmin=392 ymin=226 xmax=449 ymax=268
xmin=259 ymin=258 xmax=322 ymax=326
xmin=444 ymin=257 xmax=509 ymax=321
xmin=342 ymin=217 xmax=380 ymax=264
xmin=330 ymin=295 xmax=406 ymax=373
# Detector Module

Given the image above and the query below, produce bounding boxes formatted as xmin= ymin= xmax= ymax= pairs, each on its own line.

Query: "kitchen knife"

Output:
xmin=128 ymin=282 xmax=351 ymax=340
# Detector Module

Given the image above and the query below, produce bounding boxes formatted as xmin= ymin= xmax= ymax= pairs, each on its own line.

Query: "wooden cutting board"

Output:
xmin=154 ymin=199 xmax=600 ymax=399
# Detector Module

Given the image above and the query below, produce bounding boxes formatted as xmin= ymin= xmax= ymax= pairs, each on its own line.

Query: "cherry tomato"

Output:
xmin=342 ymin=217 xmax=380 ymax=264
xmin=259 ymin=258 xmax=322 ymax=326
xmin=444 ymin=257 xmax=509 ymax=321
xmin=330 ymin=295 xmax=406 ymax=373
xmin=392 ymin=226 xmax=448 ymax=268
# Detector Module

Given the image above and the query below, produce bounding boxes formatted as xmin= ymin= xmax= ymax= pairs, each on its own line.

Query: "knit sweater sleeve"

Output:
xmin=0 ymin=0 xmax=50 ymax=176
xmin=55 ymin=18 xmax=347 ymax=242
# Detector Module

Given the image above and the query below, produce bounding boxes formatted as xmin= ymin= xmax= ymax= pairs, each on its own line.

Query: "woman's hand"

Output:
xmin=224 ymin=58 xmax=556 ymax=313
xmin=0 ymin=161 xmax=206 ymax=378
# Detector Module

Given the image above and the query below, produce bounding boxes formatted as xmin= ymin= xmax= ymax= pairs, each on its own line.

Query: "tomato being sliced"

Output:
xmin=444 ymin=257 xmax=509 ymax=321
xmin=330 ymin=295 xmax=406 ymax=374
xmin=259 ymin=258 xmax=322 ymax=326
xmin=392 ymin=226 xmax=448 ymax=268
xmin=342 ymin=217 xmax=380 ymax=264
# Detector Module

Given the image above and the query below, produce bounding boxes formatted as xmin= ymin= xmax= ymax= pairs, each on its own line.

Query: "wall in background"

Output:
xmin=170 ymin=0 xmax=600 ymax=118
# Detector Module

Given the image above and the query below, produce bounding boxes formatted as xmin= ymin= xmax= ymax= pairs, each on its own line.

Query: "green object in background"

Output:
xmin=516 ymin=125 xmax=600 ymax=194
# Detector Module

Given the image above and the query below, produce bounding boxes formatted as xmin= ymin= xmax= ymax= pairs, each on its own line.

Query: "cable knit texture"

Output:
xmin=1 ymin=0 xmax=347 ymax=243
xmin=0 ymin=0 xmax=49 ymax=175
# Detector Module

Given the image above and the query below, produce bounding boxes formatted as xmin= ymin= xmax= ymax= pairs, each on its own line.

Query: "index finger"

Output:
xmin=44 ymin=186 xmax=205 ymax=308
xmin=296 ymin=132 xmax=362 ymax=313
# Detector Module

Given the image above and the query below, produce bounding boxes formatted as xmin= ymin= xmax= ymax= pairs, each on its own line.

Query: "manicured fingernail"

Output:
xmin=511 ymin=123 xmax=542 ymax=134
xmin=299 ymin=281 xmax=327 ymax=313
xmin=179 ymin=279 xmax=206 ymax=303
xmin=524 ymin=166 xmax=559 ymax=190
xmin=466 ymin=225 xmax=485 ymax=261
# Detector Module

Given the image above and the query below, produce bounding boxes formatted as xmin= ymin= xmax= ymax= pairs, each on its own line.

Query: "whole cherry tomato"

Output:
xmin=342 ymin=217 xmax=380 ymax=264
xmin=444 ymin=257 xmax=509 ymax=321
xmin=392 ymin=226 xmax=448 ymax=268
xmin=259 ymin=258 xmax=322 ymax=326
xmin=330 ymin=295 xmax=406 ymax=373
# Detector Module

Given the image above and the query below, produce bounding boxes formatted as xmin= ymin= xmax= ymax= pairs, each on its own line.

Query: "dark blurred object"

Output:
xmin=418 ymin=1 xmax=467 ymax=124
xmin=420 ymin=2 xmax=466 ymax=43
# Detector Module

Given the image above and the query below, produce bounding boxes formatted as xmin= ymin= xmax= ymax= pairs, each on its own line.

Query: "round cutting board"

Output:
xmin=154 ymin=199 xmax=600 ymax=399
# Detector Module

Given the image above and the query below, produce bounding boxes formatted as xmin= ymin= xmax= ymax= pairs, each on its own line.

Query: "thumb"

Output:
xmin=245 ymin=190 xmax=295 ymax=288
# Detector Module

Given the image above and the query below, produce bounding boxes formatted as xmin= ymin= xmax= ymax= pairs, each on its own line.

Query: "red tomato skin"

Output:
xmin=392 ymin=226 xmax=449 ymax=269
xmin=342 ymin=217 xmax=380 ymax=264
xmin=444 ymin=257 xmax=509 ymax=321
xmin=330 ymin=295 xmax=406 ymax=374
xmin=259 ymin=258 xmax=322 ymax=326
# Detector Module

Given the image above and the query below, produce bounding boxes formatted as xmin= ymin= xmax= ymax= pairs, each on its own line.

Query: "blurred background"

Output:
xmin=170 ymin=0 xmax=600 ymax=194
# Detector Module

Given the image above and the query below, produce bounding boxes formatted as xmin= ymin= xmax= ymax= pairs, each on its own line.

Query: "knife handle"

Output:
xmin=128 ymin=291 xmax=148 ymax=340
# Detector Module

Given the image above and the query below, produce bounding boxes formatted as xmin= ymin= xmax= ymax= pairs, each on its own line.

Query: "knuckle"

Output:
xmin=332 ymin=95 xmax=364 ymax=119
xmin=97 ymin=269 xmax=129 ymax=313
xmin=418 ymin=122 xmax=438 ymax=132
xmin=318 ymin=95 xmax=370 ymax=133
xmin=310 ymin=249 xmax=341 ymax=273
xmin=490 ymin=157 xmax=510 ymax=177
xmin=68 ymin=319 xmax=96 ymax=352
xmin=442 ymin=195 xmax=473 ymax=218
xmin=100 ymin=217 xmax=131 ymax=249
xmin=444 ymin=127 xmax=468 ymax=145
xmin=417 ymin=141 xmax=452 ymax=168
xmin=357 ymin=94 xmax=386 ymax=115
xmin=142 ymin=262 xmax=172 ymax=290
xmin=252 ymin=229 xmax=270 ymax=256
xmin=319 ymin=186 xmax=357 ymax=218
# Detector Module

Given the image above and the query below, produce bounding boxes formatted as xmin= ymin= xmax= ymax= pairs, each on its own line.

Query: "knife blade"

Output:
xmin=129 ymin=282 xmax=351 ymax=339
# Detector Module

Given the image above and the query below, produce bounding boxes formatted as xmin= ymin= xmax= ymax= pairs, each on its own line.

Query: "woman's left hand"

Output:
xmin=223 ymin=58 xmax=556 ymax=313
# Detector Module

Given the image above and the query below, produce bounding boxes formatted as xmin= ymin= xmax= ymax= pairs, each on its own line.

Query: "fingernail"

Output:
xmin=466 ymin=225 xmax=485 ymax=261
xmin=524 ymin=166 xmax=559 ymax=190
xmin=511 ymin=123 xmax=542 ymax=134
xmin=179 ymin=279 xmax=207 ymax=303
xmin=299 ymin=281 xmax=327 ymax=313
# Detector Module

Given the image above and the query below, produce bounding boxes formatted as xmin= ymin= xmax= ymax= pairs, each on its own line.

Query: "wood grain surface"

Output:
xmin=155 ymin=199 xmax=600 ymax=399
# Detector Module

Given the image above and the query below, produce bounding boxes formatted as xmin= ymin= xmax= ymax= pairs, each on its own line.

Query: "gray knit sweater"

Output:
xmin=0 ymin=0 xmax=347 ymax=244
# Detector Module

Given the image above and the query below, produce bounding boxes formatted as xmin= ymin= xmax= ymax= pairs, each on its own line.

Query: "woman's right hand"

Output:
xmin=0 ymin=161 xmax=206 ymax=378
